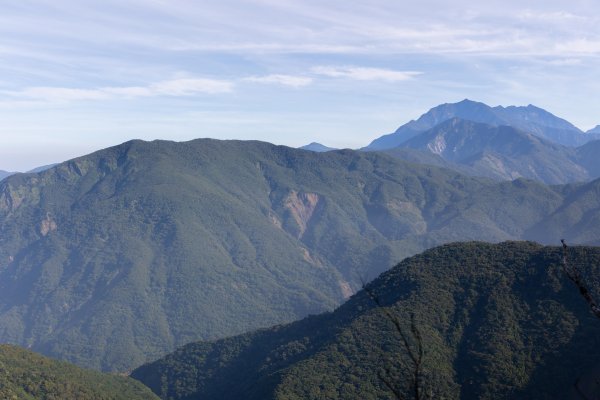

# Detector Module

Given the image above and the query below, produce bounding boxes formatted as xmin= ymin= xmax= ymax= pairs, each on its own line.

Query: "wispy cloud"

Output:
xmin=243 ymin=74 xmax=313 ymax=87
xmin=312 ymin=66 xmax=422 ymax=81
xmin=555 ymin=39 xmax=600 ymax=55
xmin=4 ymin=78 xmax=234 ymax=103
xmin=518 ymin=10 xmax=587 ymax=22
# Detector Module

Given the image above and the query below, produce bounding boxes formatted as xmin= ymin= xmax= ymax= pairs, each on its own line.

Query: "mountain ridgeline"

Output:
xmin=361 ymin=101 xmax=600 ymax=184
xmin=366 ymin=99 xmax=598 ymax=150
xmin=0 ymin=170 xmax=13 ymax=181
xmin=299 ymin=142 xmax=338 ymax=152
xmin=131 ymin=241 xmax=600 ymax=400
xmin=390 ymin=118 xmax=590 ymax=184
xmin=2 ymin=139 xmax=600 ymax=372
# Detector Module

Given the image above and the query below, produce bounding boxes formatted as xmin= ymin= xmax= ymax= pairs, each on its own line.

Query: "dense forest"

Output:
xmin=132 ymin=242 xmax=600 ymax=400
xmin=0 ymin=344 xmax=158 ymax=399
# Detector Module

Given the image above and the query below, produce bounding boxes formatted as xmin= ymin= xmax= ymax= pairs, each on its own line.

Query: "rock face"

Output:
xmin=40 ymin=213 xmax=58 ymax=236
xmin=283 ymin=191 xmax=320 ymax=237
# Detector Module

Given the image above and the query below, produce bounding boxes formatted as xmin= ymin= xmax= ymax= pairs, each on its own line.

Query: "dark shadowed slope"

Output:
xmin=132 ymin=241 xmax=600 ymax=400
xmin=0 ymin=344 xmax=158 ymax=399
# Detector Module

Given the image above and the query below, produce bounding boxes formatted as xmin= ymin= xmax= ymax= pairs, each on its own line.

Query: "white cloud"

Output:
xmin=4 ymin=78 xmax=234 ymax=103
xmin=546 ymin=58 xmax=582 ymax=66
xmin=555 ymin=39 xmax=600 ymax=55
xmin=311 ymin=66 xmax=422 ymax=81
xmin=15 ymin=87 xmax=111 ymax=102
xmin=243 ymin=74 xmax=313 ymax=87
xmin=518 ymin=10 xmax=586 ymax=22
xmin=149 ymin=79 xmax=234 ymax=95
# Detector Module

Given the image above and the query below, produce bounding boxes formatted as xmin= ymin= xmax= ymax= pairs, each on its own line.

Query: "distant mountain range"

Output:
xmin=392 ymin=118 xmax=590 ymax=184
xmin=0 ymin=170 xmax=13 ymax=181
xmin=131 ymin=241 xmax=600 ymax=400
xmin=0 ymin=164 xmax=58 ymax=182
xmin=348 ymin=100 xmax=600 ymax=184
xmin=366 ymin=99 xmax=598 ymax=150
xmin=300 ymin=142 xmax=338 ymax=152
xmin=3 ymin=139 xmax=600 ymax=372
xmin=587 ymin=125 xmax=600 ymax=134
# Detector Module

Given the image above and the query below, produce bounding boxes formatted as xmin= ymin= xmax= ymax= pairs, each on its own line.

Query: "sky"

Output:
xmin=1 ymin=0 xmax=600 ymax=171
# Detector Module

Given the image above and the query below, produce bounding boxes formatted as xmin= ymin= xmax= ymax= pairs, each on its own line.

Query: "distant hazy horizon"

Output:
xmin=2 ymin=0 xmax=599 ymax=170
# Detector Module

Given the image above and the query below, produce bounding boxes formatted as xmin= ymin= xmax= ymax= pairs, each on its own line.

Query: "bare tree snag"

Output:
xmin=361 ymin=281 xmax=428 ymax=400
xmin=561 ymin=239 xmax=600 ymax=320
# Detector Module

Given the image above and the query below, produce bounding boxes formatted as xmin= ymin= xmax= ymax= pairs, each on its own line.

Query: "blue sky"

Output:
xmin=1 ymin=0 xmax=600 ymax=170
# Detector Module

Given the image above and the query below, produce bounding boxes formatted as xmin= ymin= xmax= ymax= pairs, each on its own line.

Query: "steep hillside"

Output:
xmin=577 ymin=140 xmax=600 ymax=177
xmin=132 ymin=242 xmax=600 ymax=400
xmin=0 ymin=344 xmax=158 ymax=399
xmin=366 ymin=99 xmax=590 ymax=149
xmin=398 ymin=118 xmax=587 ymax=184
xmin=526 ymin=179 xmax=600 ymax=245
xmin=1 ymin=139 xmax=600 ymax=371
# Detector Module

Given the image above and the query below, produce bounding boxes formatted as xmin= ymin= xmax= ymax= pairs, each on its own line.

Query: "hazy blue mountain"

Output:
xmin=27 ymin=163 xmax=59 ymax=173
xmin=526 ymin=178 xmax=600 ymax=245
xmin=493 ymin=104 xmax=586 ymax=146
xmin=366 ymin=99 xmax=590 ymax=149
xmin=0 ymin=170 xmax=14 ymax=181
xmin=300 ymin=142 xmax=337 ymax=152
xmin=586 ymin=125 xmax=600 ymax=135
xmin=577 ymin=140 xmax=600 ymax=178
xmin=2 ymin=139 xmax=600 ymax=372
xmin=366 ymin=99 xmax=503 ymax=150
xmin=0 ymin=164 xmax=58 ymax=182
xmin=131 ymin=241 xmax=600 ymax=400
xmin=398 ymin=118 xmax=588 ymax=184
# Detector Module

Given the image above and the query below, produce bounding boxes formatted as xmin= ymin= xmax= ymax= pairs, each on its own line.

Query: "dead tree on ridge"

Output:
xmin=361 ymin=281 xmax=432 ymax=400
xmin=560 ymin=240 xmax=600 ymax=400
xmin=560 ymin=239 xmax=600 ymax=320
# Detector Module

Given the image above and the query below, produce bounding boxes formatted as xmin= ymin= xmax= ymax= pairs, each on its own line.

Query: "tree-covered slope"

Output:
xmin=132 ymin=242 xmax=600 ymax=400
xmin=1 ymin=138 xmax=599 ymax=372
xmin=0 ymin=344 xmax=158 ymax=399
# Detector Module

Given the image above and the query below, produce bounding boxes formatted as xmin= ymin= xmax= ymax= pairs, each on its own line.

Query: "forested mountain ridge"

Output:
xmin=2 ymin=139 xmax=600 ymax=371
xmin=131 ymin=241 xmax=600 ymax=400
xmin=0 ymin=344 xmax=158 ymax=399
